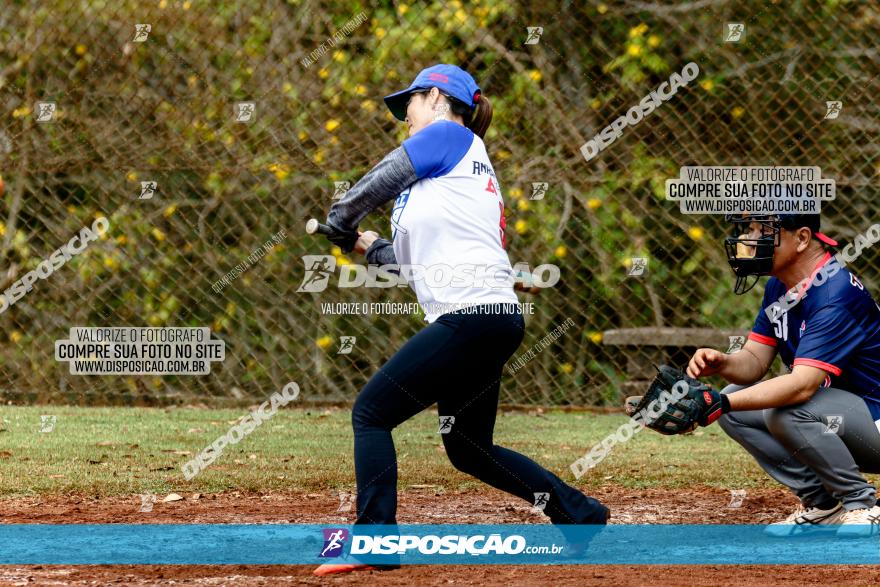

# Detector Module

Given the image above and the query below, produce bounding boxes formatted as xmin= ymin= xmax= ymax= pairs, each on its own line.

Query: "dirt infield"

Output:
xmin=2 ymin=486 xmax=879 ymax=585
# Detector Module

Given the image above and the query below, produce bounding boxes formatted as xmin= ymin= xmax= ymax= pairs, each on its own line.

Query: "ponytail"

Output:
xmin=467 ymin=95 xmax=492 ymax=139
xmin=446 ymin=92 xmax=493 ymax=139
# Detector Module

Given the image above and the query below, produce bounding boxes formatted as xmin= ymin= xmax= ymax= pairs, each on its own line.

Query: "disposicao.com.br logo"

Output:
xmin=324 ymin=531 xmax=563 ymax=557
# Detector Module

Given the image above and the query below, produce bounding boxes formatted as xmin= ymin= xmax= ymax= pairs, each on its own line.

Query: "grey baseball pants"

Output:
xmin=718 ymin=384 xmax=880 ymax=510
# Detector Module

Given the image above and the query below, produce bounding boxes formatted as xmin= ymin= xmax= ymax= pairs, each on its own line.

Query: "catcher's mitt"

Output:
xmin=625 ymin=365 xmax=727 ymax=435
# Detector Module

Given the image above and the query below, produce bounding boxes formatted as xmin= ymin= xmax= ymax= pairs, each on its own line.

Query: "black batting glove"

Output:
xmin=324 ymin=220 xmax=358 ymax=253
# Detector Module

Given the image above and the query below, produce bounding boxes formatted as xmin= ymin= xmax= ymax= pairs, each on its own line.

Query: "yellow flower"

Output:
xmin=103 ymin=255 xmax=118 ymax=269
xmin=361 ymin=99 xmax=377 ymax=112
xmin=648 ymin=35 xmax=661 ymax=48
xmin=313 ymin=149 xmax=325 ymax=164
xmin=325 ymin=119 xmax=341 ymax=132
xmin=298 ymin=130 xmax=308 ymax=141
xmin=528 ymin=69 xmax=542 ymax=83
xmin=182 ymin=0 xmax=191 ymax=9
xmin=554 ymin=245 xmax=567 ymax=258
xmin=627 ymin=44 xmax=642 ymax=57
xmin=151 ymin=228 xmax=166 ymax=242
xmin=509 ymin=187 xmax=523 ymax=199
xmin=158 ymin=0 xmax=167 ymax=8
xmin=590 ymin=98 xmax=601 ymax=110
xmin=332 ymin=50 xmax=346 ymax=63
xmin=12 ymin=106 xmax=32 ymax=118
xmin=354 ymin=84 xmax=367 ymax=96
xmin=731 ymin=106 xmax=745 ymax=119
xmin=597 ymin=3 xmax=608 ymax=14
xmin=336 ymin=255 xmax=352 ymax=266
xmin=330 ymin=246 xmax=342 ymax=256
xmin=163 ymin=204 xmax=177 ymax=218
xmin=375 ymin=27 xmax=387 ymax=40
xmin=628 ymin=24 xmax=648 ymax=38
xmin=700 ymin=79 xmax=714 ymax=91
xmin=126 ymin=171 xmax=138 ymax=182
xmin=188 ymin=75 xmax=199 ymax=88
xmin=9 ymin=331 xmax=22 ymax=343
xmin=75 ymin=44 xmax=87 ymax=56
xmin=66 ymin=206 xmax=76 ymax=214
xmin=454 ymin=9 xmax=467 ymax=23
xmin=330 ymin=95 xmax=341 ymax=107
xmin=496 ymin=150 xmax=511 ymax=160
xmin=318 ymin=68 xmax=329 ymax=79
xmin=514 ymin=219 xmax=527 ymax=234
xmin=116 ymin=235 xmax=127 ymax=245
xmin=316 ymin=336 xmax=332 ymax=349
xmin=398 ymin=3 xmax=409 ymax=14
xmin=268 ymin=163 xmax=290 ymax=180
xmin=589 ymin=332 xmax=603 ymax=344
xmin=560 ymin=363 xmax=574 ymax=374
xmin=517 ymin=200 xmax=529 ymax=212
xmin=688 ymin=226 xmax=705 ymax=240
xmin=587 ymin=198 xmax=602 ymax=210
xmin=329 ymin=136 xmax=339 ymax=145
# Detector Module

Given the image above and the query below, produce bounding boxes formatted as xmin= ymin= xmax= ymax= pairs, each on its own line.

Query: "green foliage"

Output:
xmin=0 ymin=0 xmax=876 ymax=406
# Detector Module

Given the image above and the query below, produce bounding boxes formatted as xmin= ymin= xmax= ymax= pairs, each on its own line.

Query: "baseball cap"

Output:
xmin=778 ymin=214 xmax=838 ymax=246
xmin=383 ymin=64 xmax=481 ymax=121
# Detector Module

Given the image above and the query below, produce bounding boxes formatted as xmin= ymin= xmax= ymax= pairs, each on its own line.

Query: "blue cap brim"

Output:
xmin=383 ymin=87 xmax=416 ymax=121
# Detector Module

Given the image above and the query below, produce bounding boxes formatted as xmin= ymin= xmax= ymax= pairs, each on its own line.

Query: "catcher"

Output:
xmin=629 ymin=213 xmax=880 ymax=537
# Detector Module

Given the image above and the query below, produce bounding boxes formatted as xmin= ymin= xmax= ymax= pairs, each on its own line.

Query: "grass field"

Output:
xmin=0 ymin=405 xmax=787 ymax=498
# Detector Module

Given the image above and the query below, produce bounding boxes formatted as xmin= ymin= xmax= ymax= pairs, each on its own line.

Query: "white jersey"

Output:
xmin=390 ymin=120 xmax=519 ymax=322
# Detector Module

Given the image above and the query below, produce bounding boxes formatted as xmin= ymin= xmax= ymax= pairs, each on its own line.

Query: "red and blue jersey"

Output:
xmin=750 ymin=252 xmax=880 ymax=419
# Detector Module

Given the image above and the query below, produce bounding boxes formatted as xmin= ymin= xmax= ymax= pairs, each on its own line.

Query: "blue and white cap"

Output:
xmin=383 ymin=64 xmax=481 ymax=121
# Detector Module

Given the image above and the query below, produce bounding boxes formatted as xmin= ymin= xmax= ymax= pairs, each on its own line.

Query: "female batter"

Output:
xmin=314 ymin=64 xmax=608 ymax=576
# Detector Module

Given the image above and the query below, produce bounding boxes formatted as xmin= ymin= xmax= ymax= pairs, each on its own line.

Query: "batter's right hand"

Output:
xmin=687 ymin=348 xmax=726 ymax=378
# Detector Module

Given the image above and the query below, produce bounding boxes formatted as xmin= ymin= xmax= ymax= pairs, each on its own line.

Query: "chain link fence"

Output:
xmin=0 ymin=0 xmax=877 ymax=407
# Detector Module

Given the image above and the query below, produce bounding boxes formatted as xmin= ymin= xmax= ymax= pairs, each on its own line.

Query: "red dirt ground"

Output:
xmin=1 ymin=486 xmax=878 ymax=585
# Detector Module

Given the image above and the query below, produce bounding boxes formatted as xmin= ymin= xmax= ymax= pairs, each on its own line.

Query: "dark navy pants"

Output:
xmin=351 ymin=303 xmax=609 ymax=526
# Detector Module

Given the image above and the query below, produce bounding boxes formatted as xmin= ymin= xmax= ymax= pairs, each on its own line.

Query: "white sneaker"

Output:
xmin=764 ymin=503 xmax=844 ymax=537
xmin=835 ymin=505 xmax=880 ymax=538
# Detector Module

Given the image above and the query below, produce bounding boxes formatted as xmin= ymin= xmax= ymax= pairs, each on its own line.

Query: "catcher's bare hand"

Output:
xmin=353 ymin=230 xmax=379 ymax=255
xmin=687 ymin=348 xmax=726 ymax=378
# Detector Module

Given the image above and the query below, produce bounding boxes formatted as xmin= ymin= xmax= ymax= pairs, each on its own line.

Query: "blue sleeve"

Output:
xmin=793 ymin=306 xmax=867 ymax=376
xmin=402 ymin=121 xmax=474 ymax=179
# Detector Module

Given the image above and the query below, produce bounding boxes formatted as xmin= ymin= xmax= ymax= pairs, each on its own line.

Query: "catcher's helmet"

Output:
xmin=723 ymin=213 xmax=837 ymax=295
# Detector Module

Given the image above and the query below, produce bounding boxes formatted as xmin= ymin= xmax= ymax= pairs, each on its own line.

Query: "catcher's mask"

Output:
xmin=723 ymin=213 xmax=837 ymax=295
